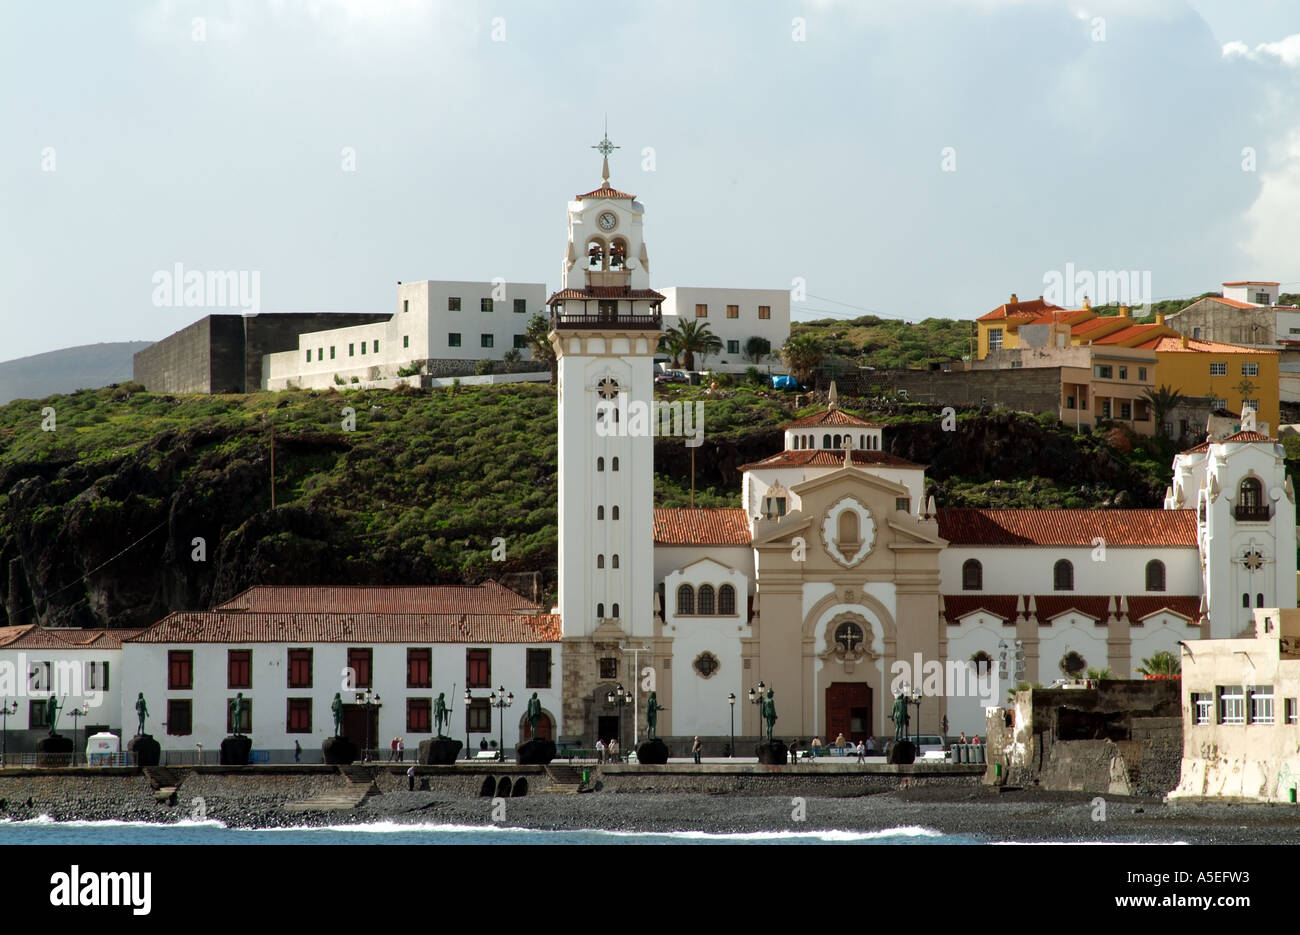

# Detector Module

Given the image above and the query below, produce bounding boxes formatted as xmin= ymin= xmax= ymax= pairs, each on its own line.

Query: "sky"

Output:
xmin=2 ymin=0 xmax=1300 ymax=361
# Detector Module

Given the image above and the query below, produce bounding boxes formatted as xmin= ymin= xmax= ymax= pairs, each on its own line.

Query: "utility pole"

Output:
xmin=269 ymin=418 xmax=276 ymax=508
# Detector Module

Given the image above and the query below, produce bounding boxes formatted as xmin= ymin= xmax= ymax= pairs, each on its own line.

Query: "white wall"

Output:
xmin=944 ymin=614 xmax=1005 ymax=736
xmin=1035 ymin=613 xmax=1111 ymax=682
xmin=0 ymin=648 xmax=124 ymax=732
xmin=939 ymin=546 xmax=1201 ymax=596
xmin=119 ymin=641 xmax=562 ymax=758
xmin=660 ymin=287 xmax=791 ymax=373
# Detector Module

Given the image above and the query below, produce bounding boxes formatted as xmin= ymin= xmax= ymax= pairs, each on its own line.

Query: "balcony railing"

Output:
xmin=550 ymin=310 xmax=662 ymax=331
xmin=1235 ymin=504 xmax=1273 ymax=521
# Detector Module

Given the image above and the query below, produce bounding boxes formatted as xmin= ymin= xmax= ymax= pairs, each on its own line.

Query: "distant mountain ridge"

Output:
xmin=0 ymin=342 xmax=153 ymax=404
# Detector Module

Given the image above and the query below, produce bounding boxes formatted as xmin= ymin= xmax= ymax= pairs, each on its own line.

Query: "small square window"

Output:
xmin=407 ymin=697 xmax=432 ymax=733
xmin=1210 ymin=362 xmax=1227 ymax=376
xmin=727 ymin=340 xmax=740 ymax=354
xmin=514 ymin=298 xmax=527 ymax=314
xmin=167 ymin=699 xmax=192 ymax=736
xmin=449 ymin=296 xmax=461 ymax=311
xmin=448 ymin=333 xmax=461 ymax=347
xmin=1138 ymin=367 xmax=1147 ymax=381
xmin=481 ymin=298 xmax=494 ymax=313
xmin=513 ymin=334 xmax=527 ymax=349
xmin=758 ymin=305 xmax=771 ymax=319
xmin=726 ymin=304 xmax=739 ymax=319
xmin=467 ymin=698 xmax=491 ymax=733
xmin=695 ymin=304 xmax=708 ymax=318
xmin=287 ymin=698 xmax=312 ymax=733
xmin=599 ymin=657 xmax=618 ymax=680
xmin=481 ymin=334 xmax=494 ymax=348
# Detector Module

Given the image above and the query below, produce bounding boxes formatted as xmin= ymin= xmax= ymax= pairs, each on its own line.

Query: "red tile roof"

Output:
xmin=935 ymin=508 xmax=1198 ymax=547
xmin=1090 ymin=324 xmax=1161 ymax=345
xmin=0 ymin=626 xmax=143 ymax=649
xmin=215 ymin=582 xmax=540 ymax=616
xmin=653 ymin=508 xmax=751 ymax=545
xmin=1222 ymin=430 xmax=1274 ymax=443
xmin=978 ymin=298 xmax=1062 ymax=323
xmin=1138 ymin=336 xmax=1276 ymax=354
xmin=576 ymin=184 xmax=637 ymax=200
xmin=738 ymin=449 xmax=923 ymax=472
xmin=1223 ymin=281 xmax=1279 ymax=286
xmin=942 ymin=594 xmax=1201 ymax=624
xmin=782 ymin=408 xmax=883 ymax=429
xmin=547 ymin=287 xmax=666 ymax=302
xmin=1207 ymin=296 xmax=1259 ymax=309
xmin=126 ymin=611 xmax=561 ymax=644
xmin=1071 ymin=317 xmax=1120 ymax=336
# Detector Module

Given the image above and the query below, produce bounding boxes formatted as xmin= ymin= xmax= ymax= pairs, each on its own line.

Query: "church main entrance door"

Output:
xmin=826 ymin=683 xmax=871 ymax=743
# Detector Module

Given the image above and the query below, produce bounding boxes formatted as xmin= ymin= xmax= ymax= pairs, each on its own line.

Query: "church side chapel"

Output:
xmin=549 ymin=139 xmax=1299 ymax=748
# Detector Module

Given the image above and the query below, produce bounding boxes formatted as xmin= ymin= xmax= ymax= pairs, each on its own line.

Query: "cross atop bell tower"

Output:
xmin=591 ymin=119 xmax=620 ymax=188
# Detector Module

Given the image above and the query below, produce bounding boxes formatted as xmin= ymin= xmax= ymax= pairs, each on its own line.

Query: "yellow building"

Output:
xmin=975 ymin=294 xmax=1084 ymax=359
xmin=1090 ymin=319 xmax=1279 ymax=431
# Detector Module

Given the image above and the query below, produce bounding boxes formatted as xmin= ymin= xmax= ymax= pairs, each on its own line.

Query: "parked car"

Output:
xmin=655 ymin=371 xmax=688 ymax=385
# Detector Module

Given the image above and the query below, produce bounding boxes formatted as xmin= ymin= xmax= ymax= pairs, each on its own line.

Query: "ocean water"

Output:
xmin=0 ymin=816 xmax=980 ymax=845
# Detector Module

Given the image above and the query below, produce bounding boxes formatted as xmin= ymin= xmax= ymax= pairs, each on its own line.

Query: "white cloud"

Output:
xmin=1241 ymin=129 xmax=1300 ymax=273
xmin=1223 ymin=33 xmax=1300 ymax=66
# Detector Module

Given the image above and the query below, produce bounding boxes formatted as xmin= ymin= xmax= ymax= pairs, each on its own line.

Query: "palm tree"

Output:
xmin=661 ymin=319 xmax=722 ymax=371
xmin=1085 ymin=667 xmax=1113 ymax=681
xmin=1136 ymin=650 xmax=1181 ymax=677
xmin=524 ymin=314 xmax=557 ymax=385
xmin=780 ymin=334 xmax=824 ymax=386
xmin=1142 ymin=384 xmax=1185 ymax=437
xmin=743 ymin=336 xmax=772 ymax=365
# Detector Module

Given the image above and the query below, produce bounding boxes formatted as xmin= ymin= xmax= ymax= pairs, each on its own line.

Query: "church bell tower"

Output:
xmin=549 ymin=134 xmax=664 ymax=740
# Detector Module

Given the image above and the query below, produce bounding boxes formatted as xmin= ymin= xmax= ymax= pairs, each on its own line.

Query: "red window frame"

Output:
xmin=168 ymin=650 xmax=193 ymax=690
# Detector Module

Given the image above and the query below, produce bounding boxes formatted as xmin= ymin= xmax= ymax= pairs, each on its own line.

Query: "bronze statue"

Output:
xmin=135 ymin=692 xmax=148 ymax=735
xmin=434 ymin=692 xmax=450 ymax=738
xmin=890 ymin=692 xmax=909 ymax=742
xmin=761 ymin=689 xmax=777 ymax=743
xmin=526 ymin=692 xmax=542 ymax=738
xmin=230 ymin=692 xmax=246 ymax=735
xmin=46 ymin=696 xmax=61 ymax=735
xmin=646 ymin=691 xmax=665 ymax=739
xmin=331 ymin=692 xmax=344 ymax=736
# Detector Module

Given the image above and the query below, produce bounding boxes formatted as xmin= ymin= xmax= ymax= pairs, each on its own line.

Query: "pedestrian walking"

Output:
xmin=856 ymin=740 xmax=865 ymax=763
xmin=407 ymin=765 xmax=415 ymax=791
xmin=397 ymin=738 xmax=405 ymax=762
xmin=389 ymin=737 xmax=398 ymax=761
xmin=595 ymin=738 xmax=605 ymax=763
xmin=865 ymin=736 xmax=875 ymax=755
xmin=294 ymin=740 xmax=302 ymax=763
xmin=610 ymin=738 xmax=620 ymax=763
xmin=692 ymin=736 xmax=702 ymax=764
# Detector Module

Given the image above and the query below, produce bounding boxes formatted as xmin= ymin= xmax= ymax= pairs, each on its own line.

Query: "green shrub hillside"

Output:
xmin=0 ymin=382 xmax=1188 ymax=628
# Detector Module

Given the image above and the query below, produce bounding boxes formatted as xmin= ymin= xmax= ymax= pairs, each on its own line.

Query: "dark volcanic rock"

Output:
xmin=636 ymin=739 xmax=669 ymax=765
xmin=515 ymin=738 xmax=555 ymax=765
xmin=418 ymin=738 xmax=463 ymax=765
xmin=322 ymin=735 xmax=358 ymax=765
xmin=220 ymin=735 xmax=252 ymax=765
xmin=128 ymin=734 xmax=160 ymax=767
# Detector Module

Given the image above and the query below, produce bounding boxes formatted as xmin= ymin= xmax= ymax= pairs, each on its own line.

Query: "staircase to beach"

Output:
xmin=283 ymin=766 xmax=380 ymax=812
xmin=542 ymin=764 xmax=585 ymax=794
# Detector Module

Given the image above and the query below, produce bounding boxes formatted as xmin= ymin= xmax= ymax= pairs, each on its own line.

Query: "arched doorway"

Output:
xmin=519 ymin=710 xmax=555 ymax=741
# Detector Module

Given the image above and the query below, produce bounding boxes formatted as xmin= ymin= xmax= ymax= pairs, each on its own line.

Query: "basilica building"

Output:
xmin=550 ymin=142 xmax=1298 ymax=747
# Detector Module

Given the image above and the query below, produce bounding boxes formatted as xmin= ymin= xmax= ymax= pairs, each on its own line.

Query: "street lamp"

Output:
xmin=901 ymin=682 xmax=922 ymax=753
xmin=354 ymin=690 xmax=381 ymax=762
xmin=606 ymin=684 xmax=633 ymax=759
xmin=748 ymin=681 xmax=766 ymax=742
xmin=488 ymin=686 xmax=514 ymax=762
xmin=728 ymin=693 xmax=736 ymax=757
xmin=464 ymin=689 xmax=473 ymax=760
xmin=0 ymin=700 xmax=17 ymax=764
xmin=68 ymin=702 xmax=90 ymax=766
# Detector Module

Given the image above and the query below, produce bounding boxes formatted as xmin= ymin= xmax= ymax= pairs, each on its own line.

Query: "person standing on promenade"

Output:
xmin=389 ymin=737 xmax=398 ymax=761
xmin=595 ymin=738 xmax=605 ymax=763
xmin=407 ymin=765 xmax=415 ymax=791
xmin=397 ymin=738 xmax=405 ymax=762
xmin=692 ymin=736 xmax=702 ymax=764
xmin=856 ymin=740 xmax=865 ymax=763
xmin=294 ymin=740 xmax=302 ymax=763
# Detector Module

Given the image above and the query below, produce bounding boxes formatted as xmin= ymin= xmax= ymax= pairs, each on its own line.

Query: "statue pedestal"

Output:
xmin=219 ymin=734 xmax=252 ymax=765
xmin=418 ymin=738 xmax=463 ymax=765
xmin=756 ymin=741 xmax=788 ymax=765
xmin=887 ymin=740 xmax=916 ymax=765
xmin=515 ymin=738 xmax=556 ymax=765
xmin=635 ymin=739 xmax=669 ymax=765
xmin=36 ymin=734 xmax=74 ymax=767
xmin=128 ymin=734 xmax=161 ymax=767
xmin=322 ymin=735 xmax=358 ymax=765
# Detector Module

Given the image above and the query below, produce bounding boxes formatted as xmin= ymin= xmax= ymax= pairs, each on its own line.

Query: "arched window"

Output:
xmin=609 ymin=238 xmax=628 ymax=269
xmin=1240 ymin=477 xmax=1262 ymax=508
xmin=698 ymin=584 xmax=716 ymax=615
xmin=1053 ymin=559 xmax=1074 ymax=591
xmin=805 ymin=435 xmax=811 ymax=448
xmin=612 ymin=506 xmax=620 ymax=520
xmin=586 ymin=237 xmax=607 ymax=270
xmin=838 ymin=510 xmax=860 ymax=546
xmin=612 ymin=603 xmax=620 ymax=618
xmin=1257 ymin=593 xmax=1264 ymax=607
xmin=596 ymin=554 xmax=604 ymax=569
xmin=1145 ymin=560 xmax=1165 ymax=592
xmin=833 ymin=433 xmax=842 ymax=448
xmin=612 ymin=457 xmax=620 ymax=471
xmin=962 ymin=559 xmax=983 ymax=591
xmin=676 ymin=585 xmax=695 ymax=615
xmin=823 ymin=434 xmax=831 ymax=448
xmin=970 ymin=650 xmax=994 ymax=675
xmin=596 ymin=602 xmax=605 ymax=618
xmin=1243 ymin=593 xmax=1250 ymax=608
xmin=597 ymin=457 xmax=604 ymax=471
xmin=597 ymin=506 xmax=604 ymax=520
xmin=612 ymin=554 xmax=620 ymax=569
xmin=718 ymin=584 xmax=736 ymax=615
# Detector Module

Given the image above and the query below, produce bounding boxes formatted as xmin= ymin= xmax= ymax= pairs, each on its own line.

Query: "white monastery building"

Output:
xmin=659 ymin=286 xmax=791 ymax=373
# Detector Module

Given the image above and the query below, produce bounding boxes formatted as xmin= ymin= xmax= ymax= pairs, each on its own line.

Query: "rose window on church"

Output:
xmin=834 ymin=622 xmax=864 ymax=654
xmin=1059 ymin=651 xmax=1087 ymax=678
xmin=694 ymin=652 xmax=720 ymax=679
xmin=597 ymin=377 xmax=620 ymax=400
xmin=1242 ymin=549 xmax=1264 ymax=571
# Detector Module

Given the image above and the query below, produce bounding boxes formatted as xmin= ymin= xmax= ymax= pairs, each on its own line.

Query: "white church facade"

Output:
xmin=547 ymin=140 xmax=1300 ymax=748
